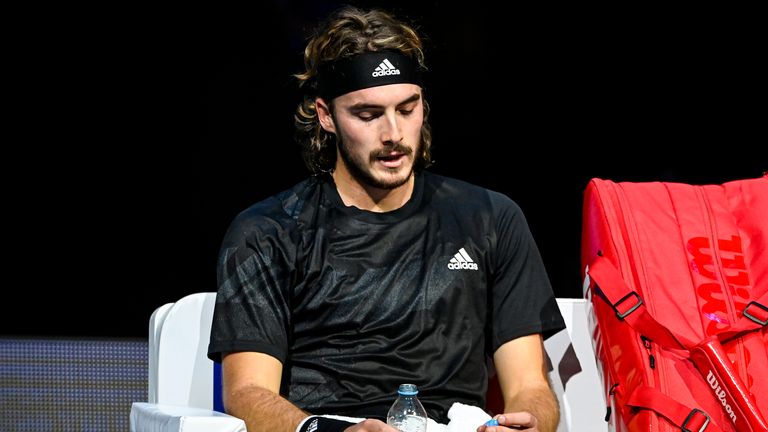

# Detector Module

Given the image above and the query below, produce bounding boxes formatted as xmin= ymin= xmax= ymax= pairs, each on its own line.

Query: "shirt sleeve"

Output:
xmin=487 ymin=193 xmax=565 ymax=354
xmin=207 ymin=207 xmax=295 ymax=364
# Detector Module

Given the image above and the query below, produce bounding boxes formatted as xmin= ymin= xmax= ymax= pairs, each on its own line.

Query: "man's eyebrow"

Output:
xmin=348 ymin=93 xmax=421 ymax=111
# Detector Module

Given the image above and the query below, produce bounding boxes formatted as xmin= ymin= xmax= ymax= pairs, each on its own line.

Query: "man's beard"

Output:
xmin=338 ymin=138 xmax=419 ymax=190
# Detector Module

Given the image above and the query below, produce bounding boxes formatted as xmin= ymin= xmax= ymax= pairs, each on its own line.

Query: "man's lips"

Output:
xmin=376 ymin=152 xmax=406 ymax=167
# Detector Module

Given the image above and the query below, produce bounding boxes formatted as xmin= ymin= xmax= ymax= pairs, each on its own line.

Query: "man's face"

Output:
xmin=324 ymin=83 xmax=424 ymax=190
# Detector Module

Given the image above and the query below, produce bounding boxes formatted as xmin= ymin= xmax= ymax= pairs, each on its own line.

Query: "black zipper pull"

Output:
xmin=640 ymin=336 xmax=655 ymax=369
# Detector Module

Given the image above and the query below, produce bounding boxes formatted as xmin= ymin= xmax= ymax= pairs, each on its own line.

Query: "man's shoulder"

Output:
xmin=421 ymin=171 xmax=518 ymax=209
xmin=228 ymin=177 xmax=320 ymax=234
xmin=422 ymin=170 xmax=481 ymax=193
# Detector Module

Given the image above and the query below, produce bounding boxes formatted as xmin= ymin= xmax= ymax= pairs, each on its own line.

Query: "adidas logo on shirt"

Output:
xmin=372 ymin=58 xmax=401 ymax=77
xmin=447 ymin=247 xmax=478 ymax=270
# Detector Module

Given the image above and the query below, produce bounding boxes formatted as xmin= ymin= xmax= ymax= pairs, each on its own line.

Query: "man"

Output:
xmin=208 ymin=6 xmax=565 ymax=432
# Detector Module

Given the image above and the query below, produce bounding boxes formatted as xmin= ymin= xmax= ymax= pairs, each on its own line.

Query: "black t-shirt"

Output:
xmin=208 ymin=171 xmax=564 ymax=423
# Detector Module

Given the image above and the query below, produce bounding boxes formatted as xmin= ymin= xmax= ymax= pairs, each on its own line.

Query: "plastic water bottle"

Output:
xmin=387 ymin=383 xmax=428 ymax=432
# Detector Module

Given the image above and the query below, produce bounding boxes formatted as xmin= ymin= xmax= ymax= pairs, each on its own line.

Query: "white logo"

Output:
xmin=372 ymin=59 xmax=401 ymax=77
xmin=307 ymin=417 xmax=319 ymax=432
xmin=707 ymin=370 xmax=737 ymax=424
xmin=447 ymin=247 xmax=478 ymax=270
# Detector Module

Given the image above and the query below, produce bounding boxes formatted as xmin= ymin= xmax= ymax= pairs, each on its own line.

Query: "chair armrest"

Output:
xmin=130 ymin=402 xmax=247 ymax=432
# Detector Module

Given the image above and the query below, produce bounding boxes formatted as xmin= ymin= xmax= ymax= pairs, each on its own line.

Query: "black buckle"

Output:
xmin=743 ymin=301 xmax=768 ymax=326
xmin=612 ymin=291 xmax=643 ymax=319
xmin=681 ymin=408 xmax=710 ymax=432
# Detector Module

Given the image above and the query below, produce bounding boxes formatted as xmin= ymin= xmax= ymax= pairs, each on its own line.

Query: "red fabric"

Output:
xmin=581 ymin=175 xmax=768 ymax=432
xmin=690 ymin=337 xmax=768 ymax=432
xmin=626 ymin=386 xmax=724 ymax=432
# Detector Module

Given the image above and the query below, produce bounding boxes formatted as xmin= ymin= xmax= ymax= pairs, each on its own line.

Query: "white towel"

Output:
xmin=427 ymin=417 xmax=447 ymax=431
xmin=445 ymin=402 xmax=492 ymax=431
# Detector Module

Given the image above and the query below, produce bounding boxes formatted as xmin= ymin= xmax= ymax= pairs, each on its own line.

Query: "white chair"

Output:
xmin=545 ymin=299 xmax=608 ymax=432
xmin=130 ymin=292 xmax=246 ymax=432
xmin=130 ymin=293 xmax=607 ymax=432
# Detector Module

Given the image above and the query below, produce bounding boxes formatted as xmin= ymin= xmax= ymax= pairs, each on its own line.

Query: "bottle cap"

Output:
xmin=484 ymin=419 xmax=499 ymax=426
xmin=397 ymin=383 xmax=419 ymax=396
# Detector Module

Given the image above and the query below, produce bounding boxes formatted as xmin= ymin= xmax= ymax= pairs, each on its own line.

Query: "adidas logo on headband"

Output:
xmin=372 ymin=59 xmax=401 ymax=77
xmin=317 ymin=50 xmax=422 ymax=100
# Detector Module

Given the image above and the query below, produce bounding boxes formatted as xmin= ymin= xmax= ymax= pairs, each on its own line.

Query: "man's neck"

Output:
xmin=332 ymin=171 xmax=415 ymax=213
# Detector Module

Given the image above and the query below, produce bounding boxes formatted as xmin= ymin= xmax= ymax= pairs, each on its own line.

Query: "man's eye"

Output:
xmin=359 ymin=113 xmax=380 ymax=121
xmin=399 ymin=109 xmax=413 ymax=116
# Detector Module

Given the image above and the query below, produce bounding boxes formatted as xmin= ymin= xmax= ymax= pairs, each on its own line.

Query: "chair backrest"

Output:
xmin=148 ymin=292 xmax=220 ymax=411
xmin=147 ymin=294 xmax=606 ymax=430
xmin=546 ymin=298 xmax=607 ymax=431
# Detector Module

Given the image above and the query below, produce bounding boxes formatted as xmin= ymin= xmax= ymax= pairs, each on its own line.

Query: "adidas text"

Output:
xmin=372 ymin=69 xmax=400 ymax=77
xmin=448 ymin=262 xmax=478 ymax=270
xmin=447 ymin=247 xmax=478 ymax=271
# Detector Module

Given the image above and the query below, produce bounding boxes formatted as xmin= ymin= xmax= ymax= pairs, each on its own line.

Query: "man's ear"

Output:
xmin=316 ymin=98 xmax=336 ymax=134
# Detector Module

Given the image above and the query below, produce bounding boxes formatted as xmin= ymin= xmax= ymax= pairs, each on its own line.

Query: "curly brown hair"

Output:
xmin=294 ymin=6 xmax=432 ymax=174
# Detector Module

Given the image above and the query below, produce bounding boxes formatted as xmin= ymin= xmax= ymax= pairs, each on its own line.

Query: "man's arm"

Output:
xmin=222 ymin=351 xmax=308 ymax=432
xmin=490 ymin=334 xmax=559 ymax=432
xmin=222 ymin=352 xmax=400 ymax=432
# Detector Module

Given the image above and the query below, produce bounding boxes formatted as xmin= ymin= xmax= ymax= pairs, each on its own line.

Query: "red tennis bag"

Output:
xmin=581 ymin=174 xmax=768 ymax=432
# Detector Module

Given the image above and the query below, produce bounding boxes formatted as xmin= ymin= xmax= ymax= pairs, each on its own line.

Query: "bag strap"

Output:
xmin=625 ymin=386 xmax=725 ymax=432
xmin=588 ymin=254 xmax=768 ymax=431
xmin=716 ymin=294 xmax=768 ymax=343
xmin=588 ymin=255 xmax=766 ymax=346
xmin=587 ymin=255 xmax=694 ymax=350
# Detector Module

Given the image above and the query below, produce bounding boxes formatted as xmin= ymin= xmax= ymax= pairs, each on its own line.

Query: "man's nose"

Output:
xmin=380 ymin=112 xmax=403 ymax=145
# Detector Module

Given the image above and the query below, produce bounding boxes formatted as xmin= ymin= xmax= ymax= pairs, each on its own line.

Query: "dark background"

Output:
xmin=5 ymin=2 xmax=764 ymax=338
